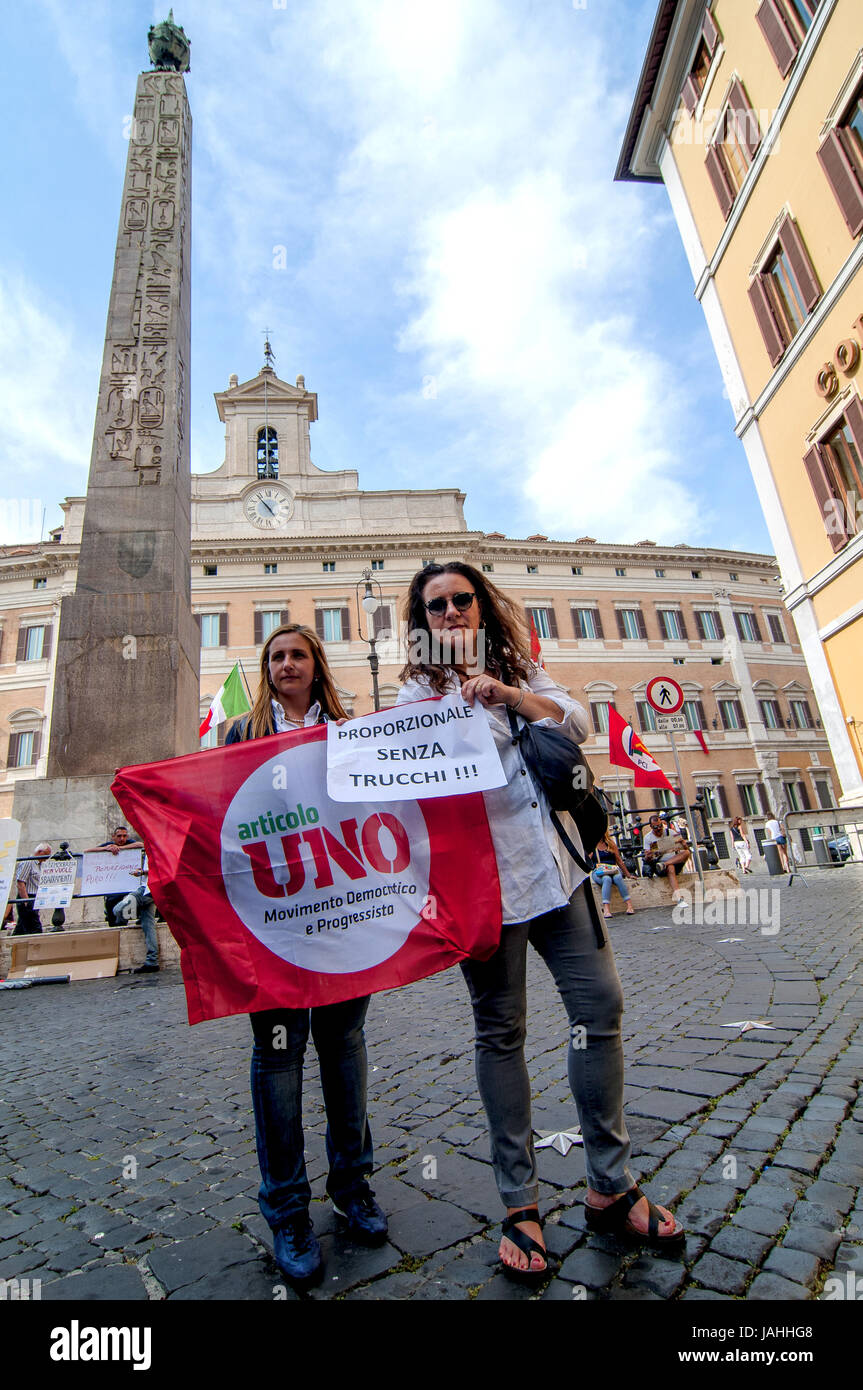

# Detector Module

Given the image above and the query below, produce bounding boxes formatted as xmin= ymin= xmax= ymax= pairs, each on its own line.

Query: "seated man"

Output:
xmin=642 ymin=813 xmax=691 ymax=894
xmin=84 ymin=824 xmax=144 ymax=926
xmin=113 ymin=860 xmax=159 ymax=974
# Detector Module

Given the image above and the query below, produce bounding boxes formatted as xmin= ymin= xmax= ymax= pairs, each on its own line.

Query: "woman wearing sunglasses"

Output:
xmin=226 ymin=623 xmax=387 ymax=1286
xmin=397 ymin=563 xmax=684 ymax=1281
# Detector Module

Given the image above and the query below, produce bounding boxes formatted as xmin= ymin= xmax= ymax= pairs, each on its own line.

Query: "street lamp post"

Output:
xmin=355 ymin=569 xmax=382 ymax=712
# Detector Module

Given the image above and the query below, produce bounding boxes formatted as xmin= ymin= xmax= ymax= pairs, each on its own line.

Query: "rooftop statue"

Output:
xmin=148 ymin=10 xmax=191 ymax=72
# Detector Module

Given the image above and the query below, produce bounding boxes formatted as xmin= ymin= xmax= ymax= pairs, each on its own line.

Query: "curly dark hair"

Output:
xmin=399 ymin=561 xmax=533 ymax=695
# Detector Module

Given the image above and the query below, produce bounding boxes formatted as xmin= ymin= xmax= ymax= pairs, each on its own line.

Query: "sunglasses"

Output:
xmin=423 ymin=591 xmax=476 ymax=616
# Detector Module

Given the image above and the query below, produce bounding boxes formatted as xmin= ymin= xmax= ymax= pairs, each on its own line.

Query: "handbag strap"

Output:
xmin=507 ymin=708 xmax=604 ymax=948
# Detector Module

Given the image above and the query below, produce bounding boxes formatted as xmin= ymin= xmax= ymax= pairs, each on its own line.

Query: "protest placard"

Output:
xmin=34 ymin=858 xmax=78 ymax=910
xmin=79 ymin=850 xmax=143 ymax=898
xmin=0 ymin=819 xmax=22 ymax=916
xmin=326 ymin=693 xmax=506 ymax=802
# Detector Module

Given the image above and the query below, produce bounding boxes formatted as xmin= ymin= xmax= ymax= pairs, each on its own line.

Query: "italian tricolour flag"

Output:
xmin=199 ymin=663 xmax=251 ymax=739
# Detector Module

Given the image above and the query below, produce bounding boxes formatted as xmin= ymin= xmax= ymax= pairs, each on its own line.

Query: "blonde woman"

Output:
xmin=226 ymin=624 xmax=387 ymax=1285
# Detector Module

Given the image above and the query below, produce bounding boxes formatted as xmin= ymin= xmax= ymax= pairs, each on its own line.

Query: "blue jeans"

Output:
xmin=249 ymin=998 xmax=373 ymax=1231
xmin=460 ymin=882 xmax=632 ymax=1207
xmin=591 ymin=867 xmax=631 ymax=905
xmin=113 ymin=888 xmax=159 ymax=966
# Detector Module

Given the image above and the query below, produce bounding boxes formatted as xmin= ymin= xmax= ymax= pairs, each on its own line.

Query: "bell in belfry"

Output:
xmin=148 ymin=9 xmax=191 ymax=72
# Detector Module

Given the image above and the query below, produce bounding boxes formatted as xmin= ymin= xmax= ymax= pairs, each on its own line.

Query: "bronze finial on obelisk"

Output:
xmin=14 ymin=21 xmax=199 ymax=843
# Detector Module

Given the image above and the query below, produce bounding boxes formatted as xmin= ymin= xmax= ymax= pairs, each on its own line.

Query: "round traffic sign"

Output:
xmin=646 ymin=676 xmax=684 ymax=714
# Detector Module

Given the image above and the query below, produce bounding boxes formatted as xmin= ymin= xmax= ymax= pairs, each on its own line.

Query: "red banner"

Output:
xmin=111 ymin=726 xmax=502 ymax=1023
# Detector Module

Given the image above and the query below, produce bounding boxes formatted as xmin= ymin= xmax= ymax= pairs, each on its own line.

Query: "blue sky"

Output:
xmin=0 ymin=0 xmax=774 ymax=556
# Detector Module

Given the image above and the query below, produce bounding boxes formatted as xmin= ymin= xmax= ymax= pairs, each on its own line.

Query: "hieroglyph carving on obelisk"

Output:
xmin=46 ymin=64 xmax=199 ymax=779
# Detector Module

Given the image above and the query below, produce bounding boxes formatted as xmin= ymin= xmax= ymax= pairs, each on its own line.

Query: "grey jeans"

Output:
xmin=460 ymin=882 xmax=633 ymax=1208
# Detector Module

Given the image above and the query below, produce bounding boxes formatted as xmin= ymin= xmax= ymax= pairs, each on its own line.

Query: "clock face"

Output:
xmin=244 ymin=485 xmax=294 ymax=529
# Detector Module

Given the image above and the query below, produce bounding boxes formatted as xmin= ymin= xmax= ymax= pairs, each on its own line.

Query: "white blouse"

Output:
xmin=270 ymin=698 xmax=323 ymax=731
xmin=397 ymin=666 xmax=590 ymax=924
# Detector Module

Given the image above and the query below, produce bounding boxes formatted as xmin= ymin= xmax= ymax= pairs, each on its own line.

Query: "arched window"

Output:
xmin=256 ymin=427 xmax=278 ymax=479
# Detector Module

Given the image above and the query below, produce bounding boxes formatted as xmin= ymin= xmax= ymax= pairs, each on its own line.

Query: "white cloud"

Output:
xmin=0 ymin=273 xmax=97 ymax=541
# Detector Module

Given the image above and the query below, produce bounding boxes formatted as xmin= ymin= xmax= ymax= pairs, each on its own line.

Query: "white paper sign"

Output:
xmin=34 ymin=858 xmax=77 ymax=909
xmin=326 ymin=694 xmax=507 ymax=802
xmin=79 ymin=850 xmax=143 ymax=897
xmin=0 ymin=819 xmax=22 ymax=916
xmin=655 ymin=713 xmax=687 ymax=732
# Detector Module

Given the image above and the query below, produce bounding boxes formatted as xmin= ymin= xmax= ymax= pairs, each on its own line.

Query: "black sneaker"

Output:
xmin=273 ymin=1214 xmax=323 ymax=1286
xmin=133 ymin=963 xmax=160 ymax=973
xmin=332 ymin=1185 xmax=388 ymax=1246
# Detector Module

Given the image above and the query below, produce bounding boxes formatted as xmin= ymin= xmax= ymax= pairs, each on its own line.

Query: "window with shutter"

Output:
xmin=7 ymin=732 xmax=20 ymax=768
xmin=314 ymin=610 xmax=325 ymax=640
xmin=767 ymin=613 xmax=786 ymax=643
xmin=219 ymin=613 xmax=228 ymax=647
xmin=818 ymin=84 xmax=863 ymax=238
xmin=253 ymin=612 xmax=262 ymax=646
xmin=573 ymin=608 xmax=601 ymax=640
xmin=716 ymin=783 xmax=730 ymax=818
xmin=590 ymin=702 xmax=613 ymax=735
xmin=748 ymin=277 xmax=786 ymax=365
xmin=814 ymin=778 xmax=832 ymax=809
xmin=797 ymin=781 xmax=811 ymax=811
xmin=341 ymin=607 xmax=351 ymax=641
xmin=705 ymin=144 xmax=735 ymax=219
xmin=757 ymin=783 xmax=772 ymax=816
xmin=749 ymin=216 xmax=821 ymax=363
xmin=617 ymin=609 xmax=643 ymax=640
xmin=756 ymin=0 xmax=800 ymax=77
xmin=373 ymin=604 xmax=393 ymax=638
xmin=636 ymin=701 xmax=656 ymax=733
xmin=805 ymin=398 xmax=863 ymax=552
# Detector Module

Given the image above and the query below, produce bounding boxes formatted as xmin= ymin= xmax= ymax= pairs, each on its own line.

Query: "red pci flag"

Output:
xmin=528 ymin=614 xmax=545 ymax=668
xmin=608 ymin=706 xmax=675 ymax=791
xmin=112 ymin=726 xmax=502 ymax=1024
xmin=694 ymin=728 xmax=709 ymax=756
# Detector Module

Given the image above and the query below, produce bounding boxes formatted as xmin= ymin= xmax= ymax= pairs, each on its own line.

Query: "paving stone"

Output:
xmin=147 ymin=1229 xmax=259 ymax=1293
xmin=732 ymin=1206 xmax=788 ymax=1239
xmin=710 ymin=1225 xmax=773 ymax=1264
xmin=747 ymin=1271 xmax=811 ymax=1300
xmin=771 ymin=1150 xmax=822 ymax=1174
xmin=626 ymin=1091 xmax=708 ymax=1123
xmin=386 ymin=1199 xmax=483 ymax=1257
xmin=804 ymin=1180 xmax=856 ymax=1214
xmin=622 ymin=1255 xmax=687 ymax=1298
xmin=783 ymin=1224 xmax=841 ymax=1261
xmin=306 ymin=1237 xmax=403 ymax=1298
xmin=40 ymin=1265 xmax=150 ymax=1300
xmin=691 ymin=1252 xmax=752 ymax=1295
xmin=557 ymin=1247 xmax=622 ymax=1288
xmin=170 ymin=1260 xmax=279 ymax=1300
xmin=763 ymin=1245 xmax=821 ymax=1286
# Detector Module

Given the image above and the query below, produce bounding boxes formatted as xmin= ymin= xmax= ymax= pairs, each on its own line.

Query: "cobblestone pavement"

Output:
xmin=2 ymin=867 xmax=861 ymax=1303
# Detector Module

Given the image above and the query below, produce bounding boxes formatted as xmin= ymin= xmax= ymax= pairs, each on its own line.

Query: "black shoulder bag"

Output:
xmin=506 ymin=708 xmax=608 ymax=874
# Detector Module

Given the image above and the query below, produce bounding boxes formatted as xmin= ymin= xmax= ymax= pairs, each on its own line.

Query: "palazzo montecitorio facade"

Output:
xmin=0 ymin=362 xmax=841 ymax=865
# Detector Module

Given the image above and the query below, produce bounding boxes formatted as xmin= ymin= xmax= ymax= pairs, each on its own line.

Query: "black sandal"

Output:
xmin=500 ymin=1208 xmax=552 ymax=1285
xmin=584 ymin=1185 xmax=685 ymax=1252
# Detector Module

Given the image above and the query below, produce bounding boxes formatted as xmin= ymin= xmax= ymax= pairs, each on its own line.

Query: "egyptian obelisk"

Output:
xmin=13 ymin=14 xmax=199 ymax=843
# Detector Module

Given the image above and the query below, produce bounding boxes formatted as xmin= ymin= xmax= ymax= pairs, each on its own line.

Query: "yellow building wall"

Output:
xmin=756 ymin=292 xmax=863 ymax=579
xmin=811 ymin=562 xmax=863 ymax=629
xmin=823 ymin=618 xmax=863 ymax=780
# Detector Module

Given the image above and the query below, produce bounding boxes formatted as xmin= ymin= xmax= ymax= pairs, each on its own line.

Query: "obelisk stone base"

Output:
xmin=12 ymin=775 xmax=132 ymax=857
